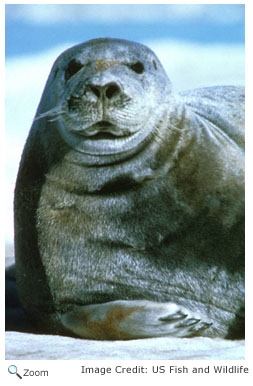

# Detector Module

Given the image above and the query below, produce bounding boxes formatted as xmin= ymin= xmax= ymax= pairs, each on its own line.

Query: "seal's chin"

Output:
xmin=58 ymin=118 xmax=154 ymax=159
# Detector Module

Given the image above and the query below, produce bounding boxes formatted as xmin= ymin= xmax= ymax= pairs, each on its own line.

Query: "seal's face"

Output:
xmin=43 ymin=38 xmax=172 ymax=160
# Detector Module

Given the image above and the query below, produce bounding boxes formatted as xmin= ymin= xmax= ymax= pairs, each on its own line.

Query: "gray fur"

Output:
xmin=14 ymin=38 xmax=244 ymax=340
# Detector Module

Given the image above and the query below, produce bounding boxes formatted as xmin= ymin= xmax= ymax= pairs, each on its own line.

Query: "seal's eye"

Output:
xmin=65 ymin=59 xmax=83 ymax=81
xmin=129 ymin=61 xmax=145 ymax=74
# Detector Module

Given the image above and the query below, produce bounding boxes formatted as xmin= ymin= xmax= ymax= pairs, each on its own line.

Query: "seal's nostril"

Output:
xmin=105 ymin=83 xmax=120 ymax=99
xmin=89 ymin=83 xmax=120 ymax=100
xmin=90 ymin=86 xmax=101 ymax=98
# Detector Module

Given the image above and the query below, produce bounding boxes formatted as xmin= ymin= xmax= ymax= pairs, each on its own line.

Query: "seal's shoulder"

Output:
xmin=179 ymin=85 xmax=244 ymax=105
xmin=179 ymin=86 xmax=245 ymax=148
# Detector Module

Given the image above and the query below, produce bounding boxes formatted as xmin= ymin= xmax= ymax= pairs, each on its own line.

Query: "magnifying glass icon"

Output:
xmin=8 ymin=365 xmax=22 ymax=379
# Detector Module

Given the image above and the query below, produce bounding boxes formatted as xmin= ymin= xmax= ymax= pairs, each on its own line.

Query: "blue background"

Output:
xmin=5 ymin=4 xmax=245 ymax=57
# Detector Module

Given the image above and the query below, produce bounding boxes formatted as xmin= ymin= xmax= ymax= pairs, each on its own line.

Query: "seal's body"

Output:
xmin=14 ymin=38 xmax=244 ymax=340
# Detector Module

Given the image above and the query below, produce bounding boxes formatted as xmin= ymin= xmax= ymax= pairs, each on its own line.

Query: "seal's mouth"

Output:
xmin=89 ymin=132 xmax=119 ymax=140
xmin=76 ymin=120 xmax=133 ymax=139
xmin=58 ymin=116 xmax=155 ymax=159
xmin=95 ymin=121 xmax=115 ymax=130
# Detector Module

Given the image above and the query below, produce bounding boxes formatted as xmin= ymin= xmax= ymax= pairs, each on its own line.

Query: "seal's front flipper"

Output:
xmin=60 ymin=300 xmax=212 ymax=340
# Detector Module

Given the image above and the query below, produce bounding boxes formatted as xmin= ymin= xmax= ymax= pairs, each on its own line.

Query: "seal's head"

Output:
xmin=36 ymin=38 xmax=172 ymax=163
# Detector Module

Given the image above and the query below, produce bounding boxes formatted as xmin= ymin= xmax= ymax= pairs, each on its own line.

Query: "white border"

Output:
xmin=2 ymin=1 xmax=252 ymax=384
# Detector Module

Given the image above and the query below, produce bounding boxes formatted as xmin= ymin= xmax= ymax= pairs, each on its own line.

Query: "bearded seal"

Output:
xmin=14 ymin=38 xmax=244 ymax=340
